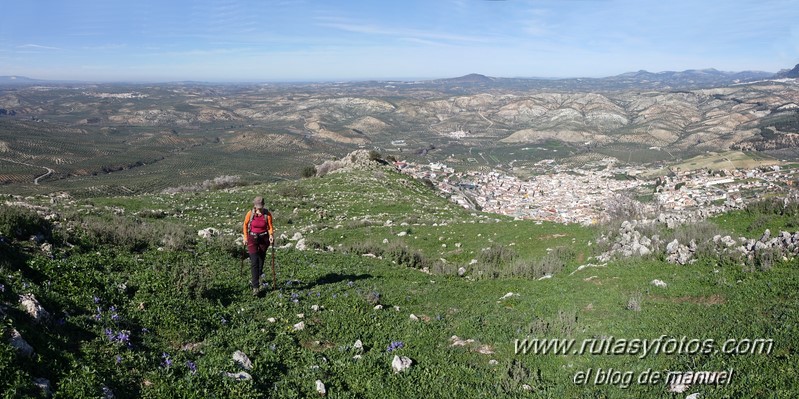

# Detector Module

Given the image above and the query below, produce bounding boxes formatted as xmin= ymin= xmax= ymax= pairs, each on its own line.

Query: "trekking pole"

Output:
xmin=270 ymin=244 xmax=277 ymax=291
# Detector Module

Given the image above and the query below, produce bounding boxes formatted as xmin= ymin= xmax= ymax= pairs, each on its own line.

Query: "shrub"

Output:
xmin=604 ymin=193 xmax=647 ymax=223
xmin=276 ymin=184 xmax=307 ymax=199
xmin=316 ymin=160 xmax=343 ymax=177
xmin=386 ymin=243 xmax=427 ymax=269
xmin=162 ymin=175 xmax=243 ymax=194
xmin=65 ymin=214 xmax=195 ymax=252
xmin=626 ymin=292 xmax=643 ymax=312
xmin=478 ymin=244 xmax=517 ymax=269
xmin=301 ymin=165 xmax=316 ymax=178
xmin=0 ymin=204 xmax=51 ymax=240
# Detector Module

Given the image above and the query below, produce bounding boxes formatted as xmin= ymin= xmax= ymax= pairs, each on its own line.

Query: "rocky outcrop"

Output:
xmin=596 ymin=219 xmax=799 ymax=266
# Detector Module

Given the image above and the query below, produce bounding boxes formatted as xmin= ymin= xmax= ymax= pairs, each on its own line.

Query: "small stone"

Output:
xmin=391 ymin=355 xmax=413 ymax=373
xmin=9 ymin=328 xmax=33 ymax=357
xmin=311 ymin=305 xmax=320 ymax=312
xmin=33 ymin=378 xmax=52 ymax=397
xmin=666 ymin=239 xmax=680 ymax=254
xmin=19 ymin=293 xmax=49 ymax=323
xmin=409 ymin=314 xmax=419 ymax=321
xmin=353 ymin=339 xmax=363 ymax=351
xmin=650 ymin=279 xmax=667 ymax=288
xmin=499 ymin=292 xmax=516 ymax=300
xmin=397 ymin=231 xmax=407 ymax=237
xmin=233 ymin=350 xmax=253 ymax=370
xmin=223 ymin=371 xmax=252 ymax=380
xmin=374 ymin=305 xmax=383 ymax=310
xmin=315 ymin=380 xmax=326 ymax=396
xmin=293 ymin=321 xmax=305 ymax=331
xmin=267 ymin=317 xmax=276 ymax=323
xmin=488 ymin=359 xmax=498 ymax=365
xmin=457 ymin=267 xmax=466 ymax=276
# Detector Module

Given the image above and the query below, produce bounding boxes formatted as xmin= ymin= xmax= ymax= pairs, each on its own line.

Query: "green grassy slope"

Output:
xmin=1 ymin=167 xmax=797 ymax=398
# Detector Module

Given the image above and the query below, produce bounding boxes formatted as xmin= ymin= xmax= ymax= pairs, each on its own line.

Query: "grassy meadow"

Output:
xmin=1 ymin=167 xmax=798 ymax=398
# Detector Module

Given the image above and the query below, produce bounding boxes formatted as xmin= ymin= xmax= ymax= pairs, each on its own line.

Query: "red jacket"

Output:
xmin=242 ymin=208 xmax=274 ymax=242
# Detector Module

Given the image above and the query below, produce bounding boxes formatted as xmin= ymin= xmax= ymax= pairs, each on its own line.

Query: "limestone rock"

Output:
xmin=315 ymin=380 xmax=326 ymax=396
xmin=9 ymin=328 xmax=34 ymax=357
xmin=19 ymin=293 xmax=49 ymax=322
xmin=391 ymin=355 xmax=413 ymax=373
xmin=223 ymin=371 xmax=252 ymax=381
xmin=650 ymin=279 xmax=667 ymax=288
xmin=233 ymin=350 xmax=253 ymax=370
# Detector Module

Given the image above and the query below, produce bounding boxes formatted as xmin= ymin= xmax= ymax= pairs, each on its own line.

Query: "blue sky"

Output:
xmin=1 ymin=0 xmax=798 ymax=82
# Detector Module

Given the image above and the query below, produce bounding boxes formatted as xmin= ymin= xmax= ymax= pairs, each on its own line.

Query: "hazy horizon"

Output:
xmin=1 ymin=0 xmax=798 ymax=82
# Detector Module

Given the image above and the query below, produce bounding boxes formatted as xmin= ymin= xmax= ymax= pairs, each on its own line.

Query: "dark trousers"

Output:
xmin=249 ymin=251 xmax=265 ymax=289
xmin=248 ymin=234 xmax=270 ymax=289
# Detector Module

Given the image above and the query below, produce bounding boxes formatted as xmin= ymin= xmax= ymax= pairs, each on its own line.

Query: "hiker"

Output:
xmin=243 ymin=196 xmax=274 ymax=295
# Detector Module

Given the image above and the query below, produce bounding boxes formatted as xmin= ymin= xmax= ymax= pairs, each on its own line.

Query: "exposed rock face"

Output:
xmin=597 ymin=218 xmax=799 ymax=266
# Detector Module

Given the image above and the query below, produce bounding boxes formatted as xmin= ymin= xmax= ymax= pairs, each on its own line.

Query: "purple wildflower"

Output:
xmin=111 ymin=313 xmax=120 ymax=322
xmin=186 ymin=360 xmax=197 ymax=374
xmin=93 ymin=296 xmax=100 ymax=304
xmin=115 ymin=355 xmax=122 ymax=364
xmin=116 ymin=330 xmax=130 ymax=345
xmin=387 ymin=341 xmax=404 ymax=352
xmin=104 ymin=328 xmax=115 ymax=341
xmin=161 ymin=352 xmax=172 ymax=368
xmin=0 ymin=283 xmax=5 ymax=292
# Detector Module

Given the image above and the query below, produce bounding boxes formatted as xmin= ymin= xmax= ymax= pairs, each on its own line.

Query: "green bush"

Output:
xmin=65 ymin=214 xmax=195 ymax=252
xmin=0 ymin=204 xmax=50 ymax=240
xmin=301 ymin=165 xmax=316 ymax=178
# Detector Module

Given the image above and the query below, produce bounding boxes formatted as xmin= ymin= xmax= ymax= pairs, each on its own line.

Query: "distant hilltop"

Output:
xmin=774 ymin=63 xmax=799 ymax=79
xmin=0 ymin=76 xmax=41 ymax=84
xmin=437 ymin=73 xmax=495 ymax=84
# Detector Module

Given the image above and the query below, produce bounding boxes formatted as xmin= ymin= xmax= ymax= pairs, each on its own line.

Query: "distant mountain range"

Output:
xmin=0 ymin=76 xmax=43 ymax=84
xmin=2 ymin=64 xmax=797 ymax=89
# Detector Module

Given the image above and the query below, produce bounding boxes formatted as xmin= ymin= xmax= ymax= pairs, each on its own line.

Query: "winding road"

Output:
xmin=0 ymin=157 xmax=54 ymax=185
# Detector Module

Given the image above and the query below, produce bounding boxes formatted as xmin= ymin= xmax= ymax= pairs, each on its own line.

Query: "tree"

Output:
xmin=301 ymin=165 xmax=316 ymax=178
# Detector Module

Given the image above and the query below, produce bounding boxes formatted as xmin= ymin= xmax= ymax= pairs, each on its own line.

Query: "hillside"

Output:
xmin=0 ymin=73 xmax=798 ymax=196
xmin=2 ymin=165 xmax=799 ymax=397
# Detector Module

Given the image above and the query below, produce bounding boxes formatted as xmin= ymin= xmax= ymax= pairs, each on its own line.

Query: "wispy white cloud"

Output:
xmin=316 ymin=17 xmax=494 ymax=45
xmin=80 ymin=44 xmax=128 ymax=51
xmin=17 ymin=44 xmax=61 ymax=51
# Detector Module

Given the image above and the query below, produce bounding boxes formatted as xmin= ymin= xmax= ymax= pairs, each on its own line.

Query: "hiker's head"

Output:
xmin=253 ymin=196 xmax=265 ymax=209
